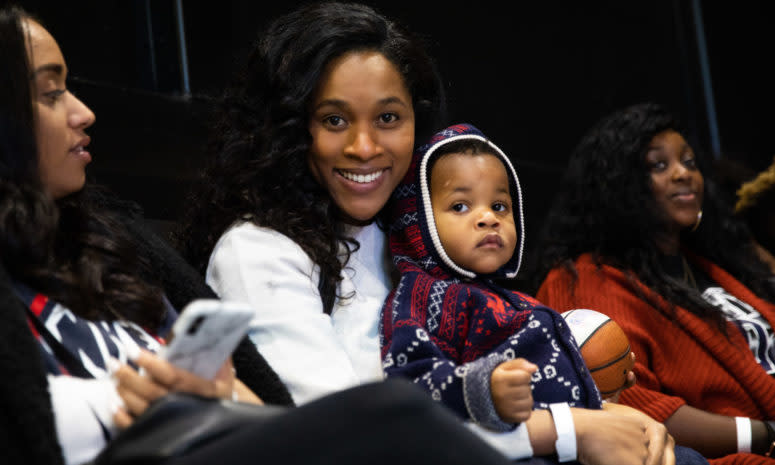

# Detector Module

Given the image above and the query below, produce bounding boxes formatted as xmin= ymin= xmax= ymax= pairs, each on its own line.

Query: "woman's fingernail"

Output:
xmin=106 ymin=357 xmax=121 ymax=375
xmin=124 ymin=343 xmax=141 ymax=362
xmin=111 ymin=398 xmax=126 ymax=414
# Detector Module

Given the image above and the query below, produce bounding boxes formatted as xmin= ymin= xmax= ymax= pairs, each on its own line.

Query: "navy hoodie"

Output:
xmin=380 ymin=124 xmax=601 ymax=432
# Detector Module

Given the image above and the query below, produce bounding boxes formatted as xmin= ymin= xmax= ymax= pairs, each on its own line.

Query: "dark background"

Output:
xmin=15 ymin=0 xmax=775 ymax=275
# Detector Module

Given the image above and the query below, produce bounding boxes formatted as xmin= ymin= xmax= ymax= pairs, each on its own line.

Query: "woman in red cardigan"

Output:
xmin=533 ymin=103 xmax=775 ymax=464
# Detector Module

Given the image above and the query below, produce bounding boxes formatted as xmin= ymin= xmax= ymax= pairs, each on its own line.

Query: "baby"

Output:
xmin=380 ymin=124 xmax=602 ymax=433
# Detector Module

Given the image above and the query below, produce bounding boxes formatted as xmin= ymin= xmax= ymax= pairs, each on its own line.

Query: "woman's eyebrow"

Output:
xmin=32 ymin=63 xmax=64 ymax=77
xmin=313 ymin=95 xmax=408 ymax=111
xmin=313 ymin=98 xmax=348 ymax=111
xmin=379 ymin=96 xmax=408 ymax=107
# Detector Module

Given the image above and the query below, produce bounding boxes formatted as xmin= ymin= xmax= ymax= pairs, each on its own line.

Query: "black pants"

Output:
xmin=166 ymin=378 xmax=515 ymax=465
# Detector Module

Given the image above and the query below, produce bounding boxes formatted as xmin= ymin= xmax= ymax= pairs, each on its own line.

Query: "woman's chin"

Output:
xmin=340 ymin=214 xmax=376 ymax=226
xmin=337 ymin=202 xmax=385 ymax=226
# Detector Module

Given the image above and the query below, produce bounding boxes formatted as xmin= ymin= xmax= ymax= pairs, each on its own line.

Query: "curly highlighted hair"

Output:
xmin=735 ymin=156 xmax=775 ymax=214
xmin=532 ymin=102 xmax=775 ymax=326
xmin=177 ymin=2 xmax=446 ymax=313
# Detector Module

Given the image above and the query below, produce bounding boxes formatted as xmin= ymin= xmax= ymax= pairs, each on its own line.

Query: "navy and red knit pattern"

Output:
xmin=380 ymin=124 xmax=601 ymax=432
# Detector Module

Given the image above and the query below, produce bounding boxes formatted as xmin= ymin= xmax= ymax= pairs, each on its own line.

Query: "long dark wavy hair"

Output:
xmin=532 ymin=102 xmax=775 ymax=326
xmin=0 ymin=6 xmax=166 ymax=329
xmin=177 ymin=1 xmax=446 ymax=313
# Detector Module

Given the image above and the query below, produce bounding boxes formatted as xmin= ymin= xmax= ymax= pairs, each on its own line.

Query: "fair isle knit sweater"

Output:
xmin=380 ymin=124 xmax=601 ymax=433
xmin=538 ymin=253 xmax=775 ymax=465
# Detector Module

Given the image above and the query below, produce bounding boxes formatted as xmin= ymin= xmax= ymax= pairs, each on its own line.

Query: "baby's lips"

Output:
xmin=477 ymin=234 xmax=503 ymax=247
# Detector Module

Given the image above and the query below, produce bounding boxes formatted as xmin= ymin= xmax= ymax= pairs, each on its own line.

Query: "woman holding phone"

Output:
xmin=0 ymin=6 xmax=298 ymax=463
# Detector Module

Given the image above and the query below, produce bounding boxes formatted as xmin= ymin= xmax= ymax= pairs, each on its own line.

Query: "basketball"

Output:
xmin=562 ymin=309 xmax=635 ymax=397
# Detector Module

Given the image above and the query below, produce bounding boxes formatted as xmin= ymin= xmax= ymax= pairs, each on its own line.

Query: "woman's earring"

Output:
xmin=691 ymin=210 xmax=703 ymax=232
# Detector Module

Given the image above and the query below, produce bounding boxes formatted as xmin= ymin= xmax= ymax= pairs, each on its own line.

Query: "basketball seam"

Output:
xmin=576 ymin=319 xmax=610 ymax=350
xmin=588 ymin=344 xmax=631 ymax=372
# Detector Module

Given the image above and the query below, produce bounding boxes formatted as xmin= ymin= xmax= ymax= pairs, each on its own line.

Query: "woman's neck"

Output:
xmin=338 ymin=210 xmax=377 ymax=227
xmin=341 ymin=217 xmax=375 ymax=227
xmin=655 ymin=229 xmax=681 ymax=256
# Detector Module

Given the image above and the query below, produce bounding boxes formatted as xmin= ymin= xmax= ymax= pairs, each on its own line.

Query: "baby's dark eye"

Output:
xmin=492 ymin=202 xmax=509 ymax=212
xmin=683 ymin=157 xmax=697 ymax=169
xmin=451 ymin=203 xmax=469 ymax=213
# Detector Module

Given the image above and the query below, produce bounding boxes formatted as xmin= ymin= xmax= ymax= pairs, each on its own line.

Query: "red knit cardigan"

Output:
xmin=537 ymin=253 xmax=775 ymax=465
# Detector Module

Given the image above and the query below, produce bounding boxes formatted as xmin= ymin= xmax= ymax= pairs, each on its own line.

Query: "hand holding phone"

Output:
xmin=159 ymin=299 xmax=254 ymax=380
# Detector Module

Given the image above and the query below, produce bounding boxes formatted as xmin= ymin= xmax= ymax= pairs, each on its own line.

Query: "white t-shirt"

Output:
xmin=206 ymin=221 xmax=390 ymax=404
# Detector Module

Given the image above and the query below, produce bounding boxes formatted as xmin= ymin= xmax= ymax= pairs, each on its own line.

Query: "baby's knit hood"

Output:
xmin=389 ymin=123 xmax=525 ymax=281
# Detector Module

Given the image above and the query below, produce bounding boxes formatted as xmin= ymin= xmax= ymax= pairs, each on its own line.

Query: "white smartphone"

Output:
xmin=159 ymin=299 xmax=254 ymax=380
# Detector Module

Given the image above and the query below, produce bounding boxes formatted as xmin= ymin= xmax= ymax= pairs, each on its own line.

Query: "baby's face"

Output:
xmin=430 ymin=152 xmax=517 ymax=274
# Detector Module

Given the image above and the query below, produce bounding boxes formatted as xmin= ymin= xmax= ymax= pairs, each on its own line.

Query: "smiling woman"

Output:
xmin=178 ymin=1 xmax=446 ymax=405
xmin=644 ymin=130 xmax=704 ymax=254
xmin=534 ymin=102 xmax=775 ymax=463
xmin=307 ymin=50 xmax=416 ymax=224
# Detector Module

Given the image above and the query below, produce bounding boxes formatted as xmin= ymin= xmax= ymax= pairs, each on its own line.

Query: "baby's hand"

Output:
xmin=603 ymin=352 xmax=637 ymax=403
xmin=490 ymin=358 xmax=538 ymax=423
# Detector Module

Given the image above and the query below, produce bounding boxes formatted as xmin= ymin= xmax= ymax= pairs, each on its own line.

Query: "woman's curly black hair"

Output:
xmin=177 ymin=1 xmax=446 ymax=314
xmin=0 ymin=6 xmax=166 ymax=329
xmin=531 ymin=102 xmax=775 ymax=326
